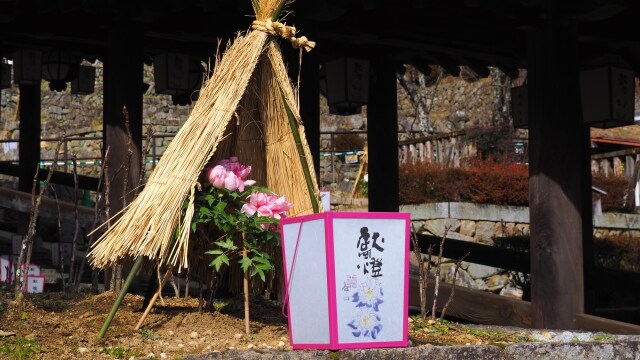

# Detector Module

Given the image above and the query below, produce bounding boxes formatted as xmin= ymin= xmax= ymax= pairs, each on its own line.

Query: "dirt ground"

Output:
xmin=0 ymin=288 xmax=532 ymax=359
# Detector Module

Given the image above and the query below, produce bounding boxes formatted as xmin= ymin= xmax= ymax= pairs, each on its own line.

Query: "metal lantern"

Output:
xmin=42 ymin=51 xmax=79 ymax=92
xmin=325 ymin=57 xmax=370 ymax=116
xmin=13 ymin=49 xmax=42 ymax=85
xmin=1 ymin=61 xmax=11 ymax=89
xmin=153 ymin=53 xmax=189 ymax=95
xmin=70 ymin=65 xmax=96 ymax=95
xmin=171 ymin=59 xmax=205 ymax=106
xmin=511 ymin=85 xmax=528 ymax=129
xmin=580 ymin=66 xmax=635 ymax=129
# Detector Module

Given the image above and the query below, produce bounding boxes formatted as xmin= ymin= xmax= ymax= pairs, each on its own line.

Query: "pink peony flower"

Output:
xmin=218 ymin=156 xmax=252 ymax=181
xmin=206 ymin=165 xmax=228 ymax=189
xmin=241 ymin=192 xmax=293 ymax=220
xmin=205 ymin=157 xmax=256 ymax=191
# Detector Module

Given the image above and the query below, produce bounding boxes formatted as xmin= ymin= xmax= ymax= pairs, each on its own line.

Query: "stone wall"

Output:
xmin=401 ymin=202 xmax=640 ymax=244
xmin=1 ymin=62 xmax=192 ymax=177
xmin=401 ymin=202 xmax=640 ymax=297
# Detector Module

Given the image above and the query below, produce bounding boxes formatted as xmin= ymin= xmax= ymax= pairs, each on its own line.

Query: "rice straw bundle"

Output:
xmin=89 ymin=0 xmax=319 ymax=272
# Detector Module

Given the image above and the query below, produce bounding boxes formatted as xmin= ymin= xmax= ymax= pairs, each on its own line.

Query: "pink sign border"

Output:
xmin=280 ymin=211 xmax=410 ymax=350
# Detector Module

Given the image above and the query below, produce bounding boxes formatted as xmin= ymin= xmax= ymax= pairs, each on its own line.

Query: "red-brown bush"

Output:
xmin=400 ymin=161 xmax=633 ymax=212
xmin=400 ymin=161 xmax=529 ymax=206
xmin=592 ymin=174 xmax=634 ymax=212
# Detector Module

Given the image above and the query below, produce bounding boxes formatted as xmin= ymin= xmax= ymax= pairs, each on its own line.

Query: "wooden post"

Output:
xmin=409 ymin=144 xmax=416 ymax=164
xmin=367 ymin=58 xmax=398 ymax=212
xmin=102 ymin=21 xmax=143 ymax=290
xmin=299 ymin=51 xmax=321 ymax=178
xmin=625 ymin=155 xmax=635 ymax=178
xmin=103 ymin=21 xmax=143 ymax=213
xmin=527 ymin=7 xmax=591 ymax=328
xmin=17 ymin=84 xmax=41 ymax=235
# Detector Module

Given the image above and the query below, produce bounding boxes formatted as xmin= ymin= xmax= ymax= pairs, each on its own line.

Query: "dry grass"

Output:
xmin=89 ymin=0 xmax=319 ymax=273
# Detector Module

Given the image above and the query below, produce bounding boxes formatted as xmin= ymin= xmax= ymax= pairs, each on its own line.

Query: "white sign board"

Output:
xmin=332 ymin=218 xmax=407 ymax=344
xmin=320 ymin=191 xmax=331 ymax=212
xmin=0 ymin=256 xmax=10 ymax=283
xmin=25 ymin=276 xmax=45 ymax=293
xmin=51 ymin=243 xmax=73 ymax=266
xmin=280 ymin=212 xmax=409 ymax=350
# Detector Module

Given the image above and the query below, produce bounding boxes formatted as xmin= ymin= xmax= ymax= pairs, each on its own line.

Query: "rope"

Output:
xmin=252 ymin=19 xmax=316 ymax=52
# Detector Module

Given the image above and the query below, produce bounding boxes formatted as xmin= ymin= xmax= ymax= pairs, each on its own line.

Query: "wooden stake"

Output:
xmin=243 ymin=246 xmax=250 ymax=334
xmin=135 ymin=266 xmax=174 ymax=331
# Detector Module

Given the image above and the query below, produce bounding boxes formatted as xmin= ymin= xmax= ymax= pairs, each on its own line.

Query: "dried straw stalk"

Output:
xmin=89 ymin=0 xmax=319 ymax=272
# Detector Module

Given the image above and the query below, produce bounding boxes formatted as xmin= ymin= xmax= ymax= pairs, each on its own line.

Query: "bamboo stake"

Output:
xmin=280 ymin=87 xmax=319 ymax=213
xmin=98 ymin=256 xmax=144 ymax=338
xmin=134 ymin=266 xmax=174 ymax=331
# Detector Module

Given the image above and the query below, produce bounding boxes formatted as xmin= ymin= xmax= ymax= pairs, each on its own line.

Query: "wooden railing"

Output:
xmin=398 ymin=129 xmax=476 ymax=166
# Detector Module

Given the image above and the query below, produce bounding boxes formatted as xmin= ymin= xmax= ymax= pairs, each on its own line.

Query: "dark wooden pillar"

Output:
xmin=367 ymin=58 xmax=399 ymax=212
xmin=17 ymin=84 xmax=41 ymax=234
xmin=528 ymin=7 xmax=590 ymax=328
xmin=103 ymin=22 xmax=143 ymax=218
xmin=299 ymin=52 xmax=321 ymax=178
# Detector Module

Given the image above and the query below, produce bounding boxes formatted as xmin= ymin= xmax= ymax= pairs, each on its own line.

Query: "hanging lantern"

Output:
xmin=153 ymin=53 xmax=189 ymax=95
xmin=171 ymin=59 xmax=205 ymax=106
xmin=1 ymin=61 xmax=11 ymax=89
xmin=70 ymin=65 xmax=96 ymax=95
xmin=325 ymin=57 xmax=370 ymax=116
xmin=511 ymin=85 xmax=528 ymax=129
xmin=580 ymin=66 xmax=635 ymax=129
xmin=42 ymin=51 xmax=79 ymax=92
xmin=13 ymin=49 xmax=42 ymax=85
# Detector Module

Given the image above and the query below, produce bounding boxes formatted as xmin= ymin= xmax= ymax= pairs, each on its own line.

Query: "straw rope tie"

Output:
xmin=251 ymin=19 xmax=316 ymax=52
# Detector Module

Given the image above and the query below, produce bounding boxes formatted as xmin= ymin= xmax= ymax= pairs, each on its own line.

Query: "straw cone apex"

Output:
xmin=88 ymin=0 xmax=319 ymax=271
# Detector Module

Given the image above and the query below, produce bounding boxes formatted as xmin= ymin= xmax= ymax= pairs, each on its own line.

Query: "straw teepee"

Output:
xmin=88 ymin=0 xmax=320 ymax=273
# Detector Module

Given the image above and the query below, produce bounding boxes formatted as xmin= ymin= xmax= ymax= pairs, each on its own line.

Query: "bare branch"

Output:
xmin=431 ymin=225 xmax=450 ymax=320
xmin=440 ymin=252 xmax=469 ymax=320
xmin=15 ymin=139 xmax=63 ymax=304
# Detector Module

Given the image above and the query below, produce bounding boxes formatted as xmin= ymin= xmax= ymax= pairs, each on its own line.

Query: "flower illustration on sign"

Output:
xmin=351 ymin=278 xmax=383 ymax=311
xmin=347 ymin=307 xmax=383 ymax=339
xmin=347 ymin=278 xmax=384 ymax=339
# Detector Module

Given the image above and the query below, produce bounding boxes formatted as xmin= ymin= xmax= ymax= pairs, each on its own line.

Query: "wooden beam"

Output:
xmin=409 ymin=274 xmax=640 ymax=334
xmin=367 ymin=57 xmax=399 ymax=212
xmin=574 ymin=313 xmax=640 ymax=335
xmin=591 ymin=148 xmax=640 ymax=160
xmin=409 ymin=275 xmax=533 ymax=327
xmin=527 ymin=12 xmax=589 ymax=329
xmin=0 ymin=187 xmax=94 ymax=216
xmin=0 ymin=162 xmax=99 ymax=191
xmin=415 ymin=234 xmax=530 ymax=273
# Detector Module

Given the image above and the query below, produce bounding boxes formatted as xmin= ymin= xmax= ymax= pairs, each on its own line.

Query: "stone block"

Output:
xmin=594 ymin=212 xmax=640 ymax=229
xmin=450 ymin=202 xmax=529 ymax=223
xmin=514 ymin=223 xmax=529 ymax=236
xmin=459 ymin=220 xmax=476 ymax=237
xmin=423 ymin=218 xmax=461 ymax=235
xmin=475 ymin=221 xmax=497 ymax=243
xmin=465 ymin=262 xmax=501 ymax=280
xmin=503 ymin=222 xmax=516 ymax=236
xmin=400 ymin=203 xmax=449 ymax=221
